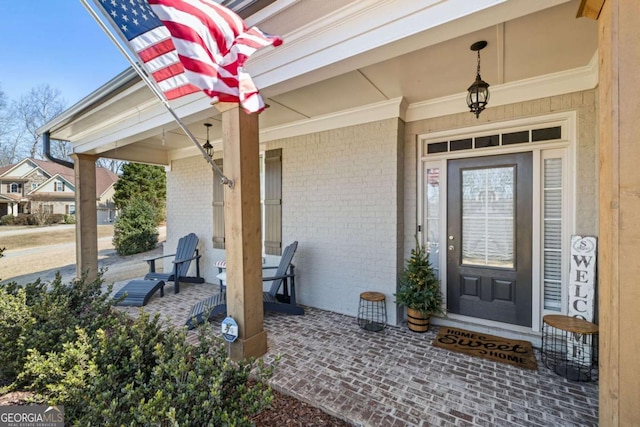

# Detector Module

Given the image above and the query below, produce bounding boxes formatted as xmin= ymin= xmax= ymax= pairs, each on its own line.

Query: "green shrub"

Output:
xmin=2 ymin=273 xmax=276 ymax=425
xmin=63 ymin=214 xmax=76 ymax=224
xmin=20 ymin=328 xmax=98 ymax=404
xmin=0 ymin=215 xmax=14 ymax=225
xmin=11 ymin=214 xmax=32 ymax=226
xmin=0 ymin=273 xmax=115 ymax=385
xmin=20 ymin=313 xmax=274 ymax=425
xmin=0 ymin=288 xmax=35 ymax=382
xmin=48 ymin=214 xmax=66 ymax=224
xmin=113 ymin=197 xmax=159 ymax=255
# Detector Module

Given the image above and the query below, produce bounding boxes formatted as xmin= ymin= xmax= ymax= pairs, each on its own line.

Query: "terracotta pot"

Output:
xmin=406 ymin=308 xmax=430 ymax=332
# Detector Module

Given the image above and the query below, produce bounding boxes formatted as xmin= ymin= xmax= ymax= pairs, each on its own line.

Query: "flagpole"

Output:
xmin=80 ymin=0 xmax=233 ymax=188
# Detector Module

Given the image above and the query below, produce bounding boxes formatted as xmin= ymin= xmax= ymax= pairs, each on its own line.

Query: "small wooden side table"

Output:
xmin=541 ymin=314 xmax=598 ymax=382
xmin=357 ymin=292 xmax=387 ymax=332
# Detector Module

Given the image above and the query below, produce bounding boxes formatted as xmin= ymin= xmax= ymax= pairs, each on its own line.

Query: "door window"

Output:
xmin=461 ymin=167 xmax=515 ymax=268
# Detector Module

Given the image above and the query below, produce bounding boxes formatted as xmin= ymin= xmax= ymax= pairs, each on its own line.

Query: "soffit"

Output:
xmin=273 ymin=0 xmax=597 ymax=114
xmin=55 ymin=0 xmax=596 ymax=161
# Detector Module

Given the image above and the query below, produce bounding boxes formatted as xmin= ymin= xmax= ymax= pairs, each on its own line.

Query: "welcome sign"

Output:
xmin=567 ymin=235 xmax=597 ymax=365
xmin=568 ymin=235 xmax=597 ymax=322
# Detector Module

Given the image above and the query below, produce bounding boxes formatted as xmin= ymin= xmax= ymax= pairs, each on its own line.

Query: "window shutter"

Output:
xmin=212 ymin=159 xmax=226 ymax=249
xmin=264 ymin=149 xmax=282 ymax=255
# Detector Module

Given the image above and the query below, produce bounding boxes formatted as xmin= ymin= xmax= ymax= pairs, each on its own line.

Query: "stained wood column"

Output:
xmin=220 ymin=104 xmax=267 ymax=361
xmin=592 ymin=0 xmax=640 ymax=424
xmin=71 ymin=153 xmax=99 ymax=282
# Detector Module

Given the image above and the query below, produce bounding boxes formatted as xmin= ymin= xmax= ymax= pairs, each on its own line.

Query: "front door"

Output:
xmin=447 ymin=153 xmax=532 ymax=327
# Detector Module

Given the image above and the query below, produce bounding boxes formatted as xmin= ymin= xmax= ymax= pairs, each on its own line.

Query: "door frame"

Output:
xmin=416 ymin=111 xmax=576 ymax=333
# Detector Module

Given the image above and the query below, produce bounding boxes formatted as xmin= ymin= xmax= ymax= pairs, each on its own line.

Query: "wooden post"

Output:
xmin=71 ymin=153 xmax=99 ymax=282
xmin=592 ymin=0 xmax=640 ymax=424
xmin=220 ymin=103 xmax=268 ymax=361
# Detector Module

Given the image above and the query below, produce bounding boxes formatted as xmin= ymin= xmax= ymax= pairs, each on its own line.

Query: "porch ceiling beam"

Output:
xmin=99 ymin=145 xmax=169 ymax=166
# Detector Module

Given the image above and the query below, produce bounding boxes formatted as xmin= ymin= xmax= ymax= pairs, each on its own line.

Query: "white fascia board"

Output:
xmin=245 ymin=0 xmax=300 ymax=27
xmin=406 ymin=50 xmax=599 ymax=122
xmin=248 ymin=0 xmax=571 ymax=90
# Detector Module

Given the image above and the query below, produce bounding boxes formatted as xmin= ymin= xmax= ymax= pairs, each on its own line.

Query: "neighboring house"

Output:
xmin=0 ymin=158 xmax=118 ymax=224
xmin=37 ymin=0 xmax=639 ymax=421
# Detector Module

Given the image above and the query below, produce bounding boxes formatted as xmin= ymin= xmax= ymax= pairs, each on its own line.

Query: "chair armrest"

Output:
xmin=262 ymin=272 xmax=295 ymax=282
xmin=262 ymin=262 xmax=294 ymax=271
xmin=144 ymin=253 xmax=176 ymax=273
xmin=172 ymin=253 xmax=202 ymax=265
xmin=144 ymin=253 xmax=176 ymax=263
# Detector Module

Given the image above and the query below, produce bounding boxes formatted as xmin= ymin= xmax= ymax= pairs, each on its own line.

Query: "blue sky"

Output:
xmin=0 ymin=1 xmax=129 ymax=107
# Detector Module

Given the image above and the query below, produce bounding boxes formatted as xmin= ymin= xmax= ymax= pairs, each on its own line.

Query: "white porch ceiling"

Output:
xmin=47 ymin=0 xmax=597 ymax=164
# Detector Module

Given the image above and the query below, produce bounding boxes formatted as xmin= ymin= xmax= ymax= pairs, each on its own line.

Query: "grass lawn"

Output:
xmin=0 ymin=225 xmax=114 ymax=251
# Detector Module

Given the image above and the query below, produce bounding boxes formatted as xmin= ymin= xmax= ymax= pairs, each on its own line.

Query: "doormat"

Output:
xmin=433 ymin=327 xmax=537 ymax=370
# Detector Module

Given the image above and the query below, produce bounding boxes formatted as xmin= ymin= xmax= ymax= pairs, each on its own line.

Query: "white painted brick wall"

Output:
xmin=165 ymin=156 xmax=225 ymax=279
xmin=162 ymin=89 xmax=596 ymax=328
xmin=270 ymin=119 xmax=404 ymax=323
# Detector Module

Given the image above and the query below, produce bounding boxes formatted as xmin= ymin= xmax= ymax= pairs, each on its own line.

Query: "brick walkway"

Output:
xmin=112 ymin=281 xmax=599 ymax=427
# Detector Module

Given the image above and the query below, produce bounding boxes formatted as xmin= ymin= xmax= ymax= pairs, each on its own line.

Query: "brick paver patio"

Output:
xmin=112 ymin=281 xmax=599 ymax=427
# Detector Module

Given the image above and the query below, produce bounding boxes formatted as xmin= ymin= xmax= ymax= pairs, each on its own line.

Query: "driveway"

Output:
xmin=0 ymin=225 xmax=166 ymax=286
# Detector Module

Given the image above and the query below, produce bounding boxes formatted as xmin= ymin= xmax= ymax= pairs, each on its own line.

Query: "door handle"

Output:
xmin=448 ymin=245 xmax=454 ymax=251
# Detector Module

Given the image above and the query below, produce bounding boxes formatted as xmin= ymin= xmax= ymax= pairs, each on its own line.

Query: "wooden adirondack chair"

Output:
xmin=185 ymin=241 xmax=304 ymax=329
xmin=144 ymin=232 xmax=204 ymax=293
xmin=113 ymin=233 xmax=203 ymax=306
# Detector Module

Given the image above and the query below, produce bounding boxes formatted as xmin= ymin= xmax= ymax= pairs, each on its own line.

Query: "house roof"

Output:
xmin=0 ymin=158 xmax=118 ymax=198
xmin=96 ymin=167 xmax=119 ymax=198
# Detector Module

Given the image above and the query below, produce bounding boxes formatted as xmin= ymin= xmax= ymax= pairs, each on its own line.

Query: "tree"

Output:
xmin=113 ymin=162 xmax=166 ymax=223
xmin=96 ymin=158 xmax=124 ymax=174
xmin=0 ymin=84 xmax=19 ymax=165
xmin=112 ymin=198 xmax=159 ymax=255
xmin=12 ymin=85 xmax=68 ymax=160
xmin=29 ymin=194 xmax=55 ymax=226
xmin=0 ymin=84 xmax=69 ymax=166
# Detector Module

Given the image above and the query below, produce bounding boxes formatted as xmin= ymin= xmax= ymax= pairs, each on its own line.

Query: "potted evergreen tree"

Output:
xmin=394 ymin=239 xmax=445 ymax=332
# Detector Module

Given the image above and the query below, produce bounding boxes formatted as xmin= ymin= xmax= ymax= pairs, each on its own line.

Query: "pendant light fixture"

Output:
xmin=203 ymin=123 xmax=213 ymax=158
xmin=466 ymin=40 xmax=490 ymax=119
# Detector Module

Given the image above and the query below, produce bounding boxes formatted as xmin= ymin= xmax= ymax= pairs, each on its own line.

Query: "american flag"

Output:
xmin=94 ymin=0 xmax=282 ymax=113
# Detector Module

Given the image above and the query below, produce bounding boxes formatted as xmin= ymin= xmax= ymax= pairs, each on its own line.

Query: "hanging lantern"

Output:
xmin=467 ymin=41 xmax=490 ymax=119
xmin=203 ymin=123 xmax=213 ymax=158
